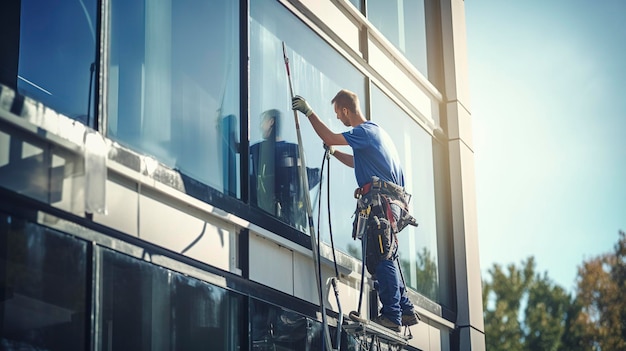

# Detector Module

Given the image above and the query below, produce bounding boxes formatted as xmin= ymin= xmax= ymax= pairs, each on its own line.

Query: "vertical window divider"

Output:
xmin=91 ymin=244 xmax=102 ymax=351
xmin=98 ymin=0 xmax=110 ymax=137
xmin=240 ymin=0 xmax=250 ymax=203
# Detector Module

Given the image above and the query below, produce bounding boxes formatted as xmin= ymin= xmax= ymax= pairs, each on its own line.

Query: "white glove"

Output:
xmin=323 ymin=143 xmax=335 ymax=155
xmin=292 ymin=95 xmax=313 ymax=117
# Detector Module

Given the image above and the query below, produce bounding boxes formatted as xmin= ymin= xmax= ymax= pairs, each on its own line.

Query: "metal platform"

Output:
xmin=343 ymin=319 xmax=410 ymax=351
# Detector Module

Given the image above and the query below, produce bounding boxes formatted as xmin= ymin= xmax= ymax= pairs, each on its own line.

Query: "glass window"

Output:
xmin=106 ymin=0 xmax=240 ymax=196
xmin=99 ymin=248 xmax=244 ymax=350
xmin=367 ymin=0 xmax=428 ymax=77
xmin=16 ymin=0 xmax=97 ymax=125
xmin=0 ymin=214 xmax=88 ymax=351
xmin=250 ymin=0 xmax=365 ymax=235
xmin=171 ymin=274 xmax=245 ymax=350
xmin=371 ymin=85 xmax=439 ymax=301
xmin=251 ymin=299 xmax=322 ymax=350
xmin=348 ymin=0 xmax=363 ymax=12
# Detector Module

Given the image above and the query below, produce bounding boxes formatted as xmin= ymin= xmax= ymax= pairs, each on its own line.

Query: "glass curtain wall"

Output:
xmin=251 ymin=299 xmax=323 ymax=350
xmin=249 ymin=0 xmax=365 ymax=240
xmin=0 ymin=214 xmax=88 ymax=351
xmin=366 ymin=0 xmax=428 ymax=77
xmin=106 ymin=0 xmax=240 ymax=196
xmin=16 ymin=0 xmax=97 ymax=125
xmin=371 ymin=84 xmax=439 ymax=301
xmin=98 ymin=248 xmax=245 ymax=350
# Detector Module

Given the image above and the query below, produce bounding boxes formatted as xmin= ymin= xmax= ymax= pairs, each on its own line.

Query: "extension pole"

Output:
xmin=282 ymin=42 xmax=334 ymax=351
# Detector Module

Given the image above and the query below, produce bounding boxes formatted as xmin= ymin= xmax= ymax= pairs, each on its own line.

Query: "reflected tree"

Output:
xmin=400 ymin=247 xmax=438 ymax=300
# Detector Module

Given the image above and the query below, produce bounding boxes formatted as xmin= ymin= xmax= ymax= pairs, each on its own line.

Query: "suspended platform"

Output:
xmin=342 ymin=314 xmax=411 ymax=351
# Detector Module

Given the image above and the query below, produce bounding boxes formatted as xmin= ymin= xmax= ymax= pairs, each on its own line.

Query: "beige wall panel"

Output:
xmin=53 ymin=154 xmax=85 ymax=216
xmin=325 ymin=277 xmax=361 ymax=318
xmin=0 ymin=130 xmax=8 ymax=166
xmin=94 ymin=178 xmax=138 ymax=237
xmin=429 ymin=324 xmax=443 ymax=351
xmin=448 ymin=139 xmax=484 ymax=331
xmin=451 ymin=0 xmax=471 ymax=107
xmin=406 ymin=320 xmax=430 ymax=350
xmin=292 ymin=251 xmax=346 ymax=310
xmin=299 ymin=0 xmax=361 ymax=54
xmin=441 ymin=0 xmax=471 ymax=108
xmin=249 ymin=233 xmax=294 ymax=295
xmin=368 ymin=39 xmax=434 ymax=122
xmin=446 ymin=101 xmax=473 ymax=150
xmin=139 ymin=194 xmax=232 ymax=272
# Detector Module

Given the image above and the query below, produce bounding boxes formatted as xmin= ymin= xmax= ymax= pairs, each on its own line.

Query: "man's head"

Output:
xmin=261 ymin=109 xmax=281 ymax=140
xmin=331 ymin=89 xmax=364 ymax=127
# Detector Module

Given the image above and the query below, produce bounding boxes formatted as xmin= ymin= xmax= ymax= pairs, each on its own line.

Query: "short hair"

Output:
xmin=331 ymin=89 xmax=359 ymax=114
xmin=262 ymin=109 xmax=281 ymax=135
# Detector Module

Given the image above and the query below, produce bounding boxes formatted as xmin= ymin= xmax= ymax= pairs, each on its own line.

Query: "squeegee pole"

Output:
xmin=282 ymin=42 xmax=333 ymax=351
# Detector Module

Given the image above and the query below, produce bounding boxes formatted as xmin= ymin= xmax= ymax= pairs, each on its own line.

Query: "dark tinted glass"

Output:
xmin=0 ymin=214 xmax=88 ymax=351
xmin=251 ymin=299 xmax=322 ymax=350
xmin=99 ymin=248 xmax=244 ymax=350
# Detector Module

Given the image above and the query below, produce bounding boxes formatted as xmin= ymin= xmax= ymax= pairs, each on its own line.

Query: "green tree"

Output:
xmin=482 ymin=257 xmax=534 ymax=351
xmin=524 ymin=273 xmax=569 ymax=351
xmin=569 ymin=230 xmax=626 ymax=351
xmin=482 ymin=257 xmax=573 ymax=351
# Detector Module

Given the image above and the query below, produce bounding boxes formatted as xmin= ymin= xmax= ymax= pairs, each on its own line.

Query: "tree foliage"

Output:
xmin=567 ymin=230 xmax=626 ymax=351
xmin=483 ymin=230 xmax=626 ymax=351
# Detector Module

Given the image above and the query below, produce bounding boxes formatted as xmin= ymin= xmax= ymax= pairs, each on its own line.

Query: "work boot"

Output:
xmin=372 ymin=315 xmax=401 ymax=333
xmin=401 ymin=309 xmax=421 ymax=326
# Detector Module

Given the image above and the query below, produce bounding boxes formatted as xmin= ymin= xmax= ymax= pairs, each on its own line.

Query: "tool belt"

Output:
xmin=352 ymin=177 xmax=418 ymax=238
xmin=352 ymin=177 xmax=418 ymax=274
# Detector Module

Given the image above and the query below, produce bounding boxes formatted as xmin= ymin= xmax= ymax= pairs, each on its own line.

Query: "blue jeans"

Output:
xmin=373 ymin=203 xmax=413 ymax=325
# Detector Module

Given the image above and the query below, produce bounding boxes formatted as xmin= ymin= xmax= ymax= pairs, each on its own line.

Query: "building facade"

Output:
xmin=0 ymin=0 xmax=484 ymax=350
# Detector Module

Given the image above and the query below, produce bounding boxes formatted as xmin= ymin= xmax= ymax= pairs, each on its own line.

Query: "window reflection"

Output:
xmin=250 ymin=109 xmax=320 ymax=230
xmin=251 ymin=299 xmax=322 ymax=350
xmin=250 ymin=0 xmax=364 ymax=238
xmin=367 ymin=0 xmax=428 ymax=77
xmin=99 ymin=248 xmax=244 ymax=351
xmin=16 ymin=0 xmax=97 ymax=125
xmin=370 ymin=85 xmax=439 ymax=300
xmin=106 ymin=0 xmax=240 ymax=196
xmin=0 ymin=214 xmax=88 ymax=351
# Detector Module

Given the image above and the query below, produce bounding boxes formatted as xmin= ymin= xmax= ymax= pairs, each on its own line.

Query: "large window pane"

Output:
xmin=250 ymin=0 xmax=365 ymax=237
xmin=99 ymin=248 xmax=244 ymax=351
xmin=371 ymin=85 xmax=439 ymax=301
xmin=172 ymin=274 xmax=245 ymax=351
xmin=16 ymin=0 xmax=97 ymax=125
xmin=251 ymin=299 xmax=322 ymax=350
xmin=106 ymin=0 xmax=240 ymax=196
xmin=367 ymin=0 xmax=428 ymax=77
xmin=0 ymin=214 xmax=88 ymax=351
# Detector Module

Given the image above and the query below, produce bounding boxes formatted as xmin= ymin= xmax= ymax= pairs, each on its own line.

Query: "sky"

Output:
xmin=464 ymin=0 xmax=626 ymax=292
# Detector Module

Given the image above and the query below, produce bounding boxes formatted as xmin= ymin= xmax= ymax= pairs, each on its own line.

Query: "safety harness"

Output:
xmin=353 ymin=176 xmax=418 ymax=274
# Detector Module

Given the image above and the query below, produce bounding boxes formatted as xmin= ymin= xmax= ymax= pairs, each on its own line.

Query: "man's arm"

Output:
xmin=292 ymin=95 xmax=348 ymax=147
xmin=330 ymin=148 xmax=354 ymax=168
xmin=306 ymin=111 xmax=348 ymax=146
xmin=292 ymin=95 xmax=353 ymax=167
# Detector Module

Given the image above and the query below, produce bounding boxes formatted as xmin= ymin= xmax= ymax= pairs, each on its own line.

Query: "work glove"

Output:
xmin=292 ymin=95 xmax=313 ymax=117
xmin=323 ymin=143 xmax=335 ymax=155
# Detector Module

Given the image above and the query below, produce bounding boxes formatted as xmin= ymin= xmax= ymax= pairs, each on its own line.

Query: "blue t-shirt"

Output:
xmin=342 ymin=121 xmax=404 ymax=187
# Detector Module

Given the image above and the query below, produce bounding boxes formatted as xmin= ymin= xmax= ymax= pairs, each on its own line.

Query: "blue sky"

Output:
xmin=465 ymin=0 xmax=626 ymax=292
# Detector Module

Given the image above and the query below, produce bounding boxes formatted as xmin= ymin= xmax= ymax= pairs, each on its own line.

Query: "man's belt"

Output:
xmin=354 ymin=177 xmax=404 ymax=199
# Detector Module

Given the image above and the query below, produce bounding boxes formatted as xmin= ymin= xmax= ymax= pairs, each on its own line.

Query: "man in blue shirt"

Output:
xmin=292 ymin=90 xmax=419 ymax=332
